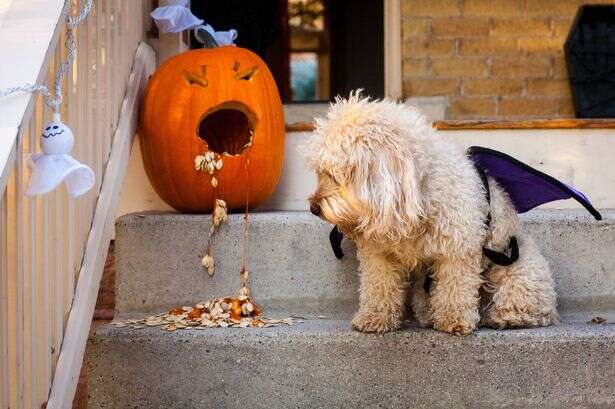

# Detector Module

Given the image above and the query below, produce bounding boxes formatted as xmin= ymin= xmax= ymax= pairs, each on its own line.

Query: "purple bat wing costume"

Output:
xmin=329 ymin=146 xmax=602 ymax=264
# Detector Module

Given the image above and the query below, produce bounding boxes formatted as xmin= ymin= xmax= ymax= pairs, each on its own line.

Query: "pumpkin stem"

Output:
xmin=194 ymin=26 xmax=218 ymax=49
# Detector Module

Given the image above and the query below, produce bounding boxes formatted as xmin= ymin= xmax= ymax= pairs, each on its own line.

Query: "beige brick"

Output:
xmin=552 ymin=57 xmax=570 ymax=79
xmin=459 ymin=38 xmax=518 ymax=56
xmin=490 ymin=57 xmax=552 ymax=78
xmin=402 ymin=0 xmax=462 ymax=17
xmin=450 ymin=98 xmax=495 ymax=117
xmin=553 ymin=18 xmax=575 ymax=37
xmin=559 ymin=97 xmax=576 ymax=117
xmin=403 ymin=18 xmax=431 ymax=38
xmin=463 ymin=78 xmax=525 ymax=96
xmin=491 ymin=18 xmax=552 ymax=37
xmin=463 ymin=0 xmax=522 ymax=17
xmin=519 ymin=37 xmax=565 ymax=55
xmin=522 ymin=0 xmax=582 ymax=16
xmin=403 ymin=58 xmax=431 ymax=77
xmin=431 ymin=58 xmax=488 ymax=77
xmin=432 ymin=17 xmax=489 ymax=37
xmin=404 ymin=37 xmax=454 ymax=57
xmin=527 ymin=79 xmax=572 ymax=97
xmin=498 ymin=98 xmax=562 ymax=117
xmin=403 ymin=78 xmax=460 ymax=96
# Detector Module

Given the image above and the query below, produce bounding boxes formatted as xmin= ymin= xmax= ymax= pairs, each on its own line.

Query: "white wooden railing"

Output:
xmin=0 ymin=1 xmax=154 ymax=408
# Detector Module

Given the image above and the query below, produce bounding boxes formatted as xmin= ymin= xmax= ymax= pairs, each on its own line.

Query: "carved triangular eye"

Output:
xmin=232 ymin=61 xmax=258 ymax=81
xmin=184 ymin=71 xmax=208 ymax=88
xmin=184 ymin=65 xmax=208 ymax=88
xmin=234 ymin=66 xmax=258 ymax=81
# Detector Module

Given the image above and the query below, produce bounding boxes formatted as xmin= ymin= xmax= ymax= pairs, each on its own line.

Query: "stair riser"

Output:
xmin=87 ymin=325 xmax=615 ymax=409
xmin=115 ymin=211 xmax=615 ymax=314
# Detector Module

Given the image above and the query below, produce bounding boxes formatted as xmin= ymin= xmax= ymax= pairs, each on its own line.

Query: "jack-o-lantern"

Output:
xmin=140 ymin=46 xmax=285 ymax=213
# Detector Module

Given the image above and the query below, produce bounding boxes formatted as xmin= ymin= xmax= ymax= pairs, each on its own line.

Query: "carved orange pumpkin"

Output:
xmin=140 ymin=46 xmax=285 ymax=213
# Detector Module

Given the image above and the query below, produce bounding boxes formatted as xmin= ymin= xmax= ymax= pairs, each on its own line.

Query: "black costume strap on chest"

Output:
xmin=329 ymin=225 xmax=345 ymax=260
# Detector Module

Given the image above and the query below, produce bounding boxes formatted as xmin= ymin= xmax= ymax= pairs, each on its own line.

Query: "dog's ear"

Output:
xmin=354 ymin=143 xmax=423 ymax=241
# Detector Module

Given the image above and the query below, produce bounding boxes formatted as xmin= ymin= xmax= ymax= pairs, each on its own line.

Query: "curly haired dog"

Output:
xmin=305 ymin=93 xmax=558 ymax=335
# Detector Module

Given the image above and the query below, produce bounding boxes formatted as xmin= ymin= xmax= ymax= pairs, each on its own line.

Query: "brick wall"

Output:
xmin=401 ymin=0 xmax=613 ymax=119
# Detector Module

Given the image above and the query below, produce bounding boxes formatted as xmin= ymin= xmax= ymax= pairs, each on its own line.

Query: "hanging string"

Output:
xmin=0 ymin=0 xmax=94 ymax=113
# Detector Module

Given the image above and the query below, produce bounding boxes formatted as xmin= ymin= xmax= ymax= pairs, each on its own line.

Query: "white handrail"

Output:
xmin=0 ymin=0 xmax=68 ymax=193
xmin=0 ymin=1 xmax=150 ymax=407
xmin=47 ymin=42 xmax=155 ymax=409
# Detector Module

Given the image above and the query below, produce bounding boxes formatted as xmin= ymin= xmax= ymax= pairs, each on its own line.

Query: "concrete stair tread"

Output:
xmin=99 ymin=312 xmax=615 ymax=342
xmin=88 ymin=313 xmax=615 ymax=408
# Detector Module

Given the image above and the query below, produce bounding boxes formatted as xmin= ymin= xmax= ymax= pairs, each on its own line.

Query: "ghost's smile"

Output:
xmin=42 ymin=129 xmax=65 ymax=138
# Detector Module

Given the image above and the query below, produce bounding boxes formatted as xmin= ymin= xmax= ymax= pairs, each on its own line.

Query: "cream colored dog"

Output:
xmin=305 ymin=93 xmax=558 ymax=335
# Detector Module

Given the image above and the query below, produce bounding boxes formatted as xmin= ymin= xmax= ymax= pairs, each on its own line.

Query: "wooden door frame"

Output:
xmin=384 ymin=0 xmax=402 ymax=99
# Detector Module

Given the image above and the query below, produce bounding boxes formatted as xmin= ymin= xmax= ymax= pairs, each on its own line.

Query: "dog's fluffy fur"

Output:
xmin=305 ymin=93 xmax=558 ymax=335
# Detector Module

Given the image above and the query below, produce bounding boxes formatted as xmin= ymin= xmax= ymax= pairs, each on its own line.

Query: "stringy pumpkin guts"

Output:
xmin=110 ymin=149 xmax=296 ymax=332
xmin=201 ymin=254 xmax=215 ymax=276
xmin=196 ymin=153 xmax=227 ymax=277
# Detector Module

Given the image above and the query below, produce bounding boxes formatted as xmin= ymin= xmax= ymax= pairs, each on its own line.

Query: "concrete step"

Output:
xmin=115 ymin=210 xmax=615 ymax=316
xmin=87 ymin=312 xmax=615 ymax=408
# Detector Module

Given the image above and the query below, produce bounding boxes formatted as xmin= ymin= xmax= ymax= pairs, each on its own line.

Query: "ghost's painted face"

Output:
xmin=41 ymin=120 xmax=74 ymax=155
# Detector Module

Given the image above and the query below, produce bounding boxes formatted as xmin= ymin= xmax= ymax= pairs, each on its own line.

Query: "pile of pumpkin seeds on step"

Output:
xmin=113 ymin=293 xmax=298 ymax=331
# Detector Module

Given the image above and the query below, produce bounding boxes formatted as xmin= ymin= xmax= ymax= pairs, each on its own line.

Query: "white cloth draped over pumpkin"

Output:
xmin=150 ymin=0 xmax=237 ymax=45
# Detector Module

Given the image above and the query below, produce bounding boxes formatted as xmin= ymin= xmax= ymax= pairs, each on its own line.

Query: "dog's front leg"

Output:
xmin=352 ymin=249 xmax=406 ymax=333
xmin=429 ymin=257 xmax=483 ymax=335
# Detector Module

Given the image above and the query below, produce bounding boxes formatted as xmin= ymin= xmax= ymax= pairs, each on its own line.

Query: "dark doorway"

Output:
xmin=328 ymin=0 xmax=385 ymax=100
xmin=190 ymin=0 xmax=384 ymax=102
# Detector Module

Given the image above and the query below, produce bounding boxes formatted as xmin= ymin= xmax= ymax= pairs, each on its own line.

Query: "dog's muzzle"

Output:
xmin=309 ymin=202 xmax=321 ymax=216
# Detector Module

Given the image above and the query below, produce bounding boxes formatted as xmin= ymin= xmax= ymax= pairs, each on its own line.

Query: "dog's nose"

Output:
xmin=310 ymin=202 xmax=321 ymax=216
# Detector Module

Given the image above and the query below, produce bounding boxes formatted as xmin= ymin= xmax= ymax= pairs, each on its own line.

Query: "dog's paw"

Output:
xmin=433 ymin=313 xmax=477 ymax=336
xmin=482 ymin=307 xmax=558 ymax=329
xmin=412 ymin=303 xmax=433 ymax=328
xmin=351 ymin=311 xmax=401 ymax=333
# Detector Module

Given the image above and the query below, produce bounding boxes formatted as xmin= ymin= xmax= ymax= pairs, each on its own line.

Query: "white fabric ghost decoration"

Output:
xmin=26 ymin=114 xmax=95 ymax=198
xmin=151 ymin=0 xmax=203 ymax=33
xmin=150 ymin=1 xmax=237 ymax=46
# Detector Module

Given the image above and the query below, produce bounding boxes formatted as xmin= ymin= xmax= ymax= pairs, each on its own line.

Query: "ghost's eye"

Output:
xmin=45 ymin=126 xmax=51 ymax=131
xmin=53 ymin=125 xmax=59 ymax=129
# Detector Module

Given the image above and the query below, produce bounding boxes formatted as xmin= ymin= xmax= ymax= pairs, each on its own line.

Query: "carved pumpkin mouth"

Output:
xmin=197 ymin=102 xmax=256 ymax=156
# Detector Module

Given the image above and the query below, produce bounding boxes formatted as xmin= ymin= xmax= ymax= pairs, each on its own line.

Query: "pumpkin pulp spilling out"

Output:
xmin=197 ymin=101 xmax=255 ymax=156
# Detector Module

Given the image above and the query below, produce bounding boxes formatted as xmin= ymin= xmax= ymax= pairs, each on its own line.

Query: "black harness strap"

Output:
xmin=475 ymin=163 xmax=519 ymax=266
xmin=475 ymin=164 xmax=492 ymax=227
xmin=329 ymin=225 xmax=345 ymax=260
xmin=483 ymin=236 xmax=519 ymax=266
xmin=422 ymin=163 xmax=519 ymax=292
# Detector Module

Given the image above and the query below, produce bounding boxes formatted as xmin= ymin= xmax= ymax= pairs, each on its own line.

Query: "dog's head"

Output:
xmin=304 ymin=92 xmax=428 ymax=242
